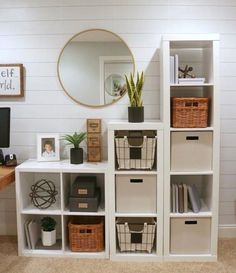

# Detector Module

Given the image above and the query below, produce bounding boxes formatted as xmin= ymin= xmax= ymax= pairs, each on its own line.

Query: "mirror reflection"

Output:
xmin=58 ymin=29 xmax=134 ymax=107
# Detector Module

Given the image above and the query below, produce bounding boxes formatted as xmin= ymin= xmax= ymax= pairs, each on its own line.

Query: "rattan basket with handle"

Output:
xmin=171 ymin=97 xmax=209 ymax=128
xmin=68 ymin=216 xmax=104 ymax=252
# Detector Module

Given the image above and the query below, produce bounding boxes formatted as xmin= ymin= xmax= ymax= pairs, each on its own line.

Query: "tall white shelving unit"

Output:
xmin=161 ymin=34 xmax=220 ymax=261
xmin=15 ymin=160 xmax=109 ymax=258
xmin=108 ymin=121 xmax=163 ymax=261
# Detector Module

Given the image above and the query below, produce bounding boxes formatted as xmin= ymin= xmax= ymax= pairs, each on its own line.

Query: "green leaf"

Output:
xmin=62 ymin=132 xmax=87 ymax=149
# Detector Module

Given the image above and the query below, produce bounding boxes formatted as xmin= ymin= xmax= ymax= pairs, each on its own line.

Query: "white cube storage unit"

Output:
xmin=162 ymin=34 xmax=220 ymax=261
xmin=116 ymin=175 xmax=156 ymax=213
xmin=15 ymin=160 xmax=109 ymax=258
xmin=170 ymin=217 xmax=211 ymax=254
xmin=171 ymin=131 xmax=213 ymax=172
xmin=108 ymin=121 xmax=163 ymax=261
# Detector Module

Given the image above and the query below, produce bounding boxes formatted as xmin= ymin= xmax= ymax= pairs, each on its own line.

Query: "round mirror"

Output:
xmin=57 ymin=29 xmax=135 ymax=107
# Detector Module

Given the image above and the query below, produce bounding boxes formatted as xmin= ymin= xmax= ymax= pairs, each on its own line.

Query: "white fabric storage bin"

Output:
xmin=170 ymin=217 xmax=211 ymax=254
xmin=171 ymin=132 xmax=213 ymax=171
xmin=116 ymin=175 xmax=156 ymax=213
xmin=116 ymin=217 xmax=156 ymax=253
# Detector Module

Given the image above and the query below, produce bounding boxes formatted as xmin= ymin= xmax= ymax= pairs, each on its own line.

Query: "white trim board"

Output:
xmin=218 ymin=225 xmax=236 ymax=238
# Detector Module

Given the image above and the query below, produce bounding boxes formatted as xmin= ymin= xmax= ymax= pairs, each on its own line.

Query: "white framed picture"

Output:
xmin=37 ymin=134 xmax=60 ymax=162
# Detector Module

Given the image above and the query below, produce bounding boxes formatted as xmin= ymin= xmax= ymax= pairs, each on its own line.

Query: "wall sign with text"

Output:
xmin=0 ymin=64 xmax=24 ymax=97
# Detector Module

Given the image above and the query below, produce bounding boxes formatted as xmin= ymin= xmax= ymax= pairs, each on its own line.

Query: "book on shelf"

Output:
xmin=24 ymin=219 xmax=40 ymax=249
xmin=175 ymin=184 xmax=178 ymax=213
xmin=188 ymin=184 xmax=202 ymax=213
xmin=178 ymin=77 xmax=205 ymax=85
xmin=24 ymin=220 xmax=32 ymax=249
xmin=170 ymin=56 xmax=175 ymax=84
xmin=171 ymin=183 xmax=201 ymax=214
xmin=178 ymin=184 xmax=184 ymax=213
xmin=183 ymin=183 xmax=188 ymax=213
xmin=174 ymin=54 xmax=179 ymax=84
xmin=170 ymin=54 xmax=179 ymax=84
xmin=171 ymin=183 xmax=176 ymax=213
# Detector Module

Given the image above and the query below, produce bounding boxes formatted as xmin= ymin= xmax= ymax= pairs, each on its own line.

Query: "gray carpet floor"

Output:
xmin=0 ymin=236 xmax=236 ymax=273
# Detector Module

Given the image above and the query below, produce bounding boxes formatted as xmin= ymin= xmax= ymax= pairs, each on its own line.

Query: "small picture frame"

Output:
xmin=37 ymin=134 xmax=60 ymax=162
xmin=0 ymin=64 xmax=24 ymax=97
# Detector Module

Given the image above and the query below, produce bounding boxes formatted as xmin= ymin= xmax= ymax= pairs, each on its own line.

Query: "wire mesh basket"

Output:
xmin=116 ymin=217 xmax=156 ymax=253
xmin=115 ymin=130 xmax=157 ymax=170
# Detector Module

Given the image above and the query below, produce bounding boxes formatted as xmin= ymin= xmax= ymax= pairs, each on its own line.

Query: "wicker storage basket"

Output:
xmin=171 ymin=97 xmax=209 ymax=128
xmin=68 ymin=217 xmax=104 ymax=252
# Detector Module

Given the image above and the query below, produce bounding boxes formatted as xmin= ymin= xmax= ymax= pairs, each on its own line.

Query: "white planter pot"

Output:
xmin=41 ymin=229 xmax=56 ymax=246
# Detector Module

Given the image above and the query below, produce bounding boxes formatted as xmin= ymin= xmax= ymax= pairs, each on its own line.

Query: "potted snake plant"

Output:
xmin=125 ymin=71 xmax=145 ymax=122
xmin=62 ymin=132 xmax=87 ymax=164
xmin=41 ymin=217 xmax=57 ymax=246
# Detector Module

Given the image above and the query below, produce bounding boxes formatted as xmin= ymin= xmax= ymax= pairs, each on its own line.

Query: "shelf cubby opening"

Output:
xmin=114 ymin=130 xmax=157 ymax=171
xmin=115 ymin=217 xmax=157 ymax=255
xmin=170 ymin=86 xmax=215 ymax=128
xmin=62 ymin=173 xmax=105 ymax=213
xmin=115 ymin=174 xmax=157 ymax=214
xmin=170 ymin=175 xmax=213 ymax=216
xmin=63 ymin=215 xmax=105 ymax=254
xmin=170 ymin=42 xmax=213 ymax=84
xmin=21 ymin=214 xmax=62 ymax=252
xmin=19 ymin=172 xmax=61 ymax=212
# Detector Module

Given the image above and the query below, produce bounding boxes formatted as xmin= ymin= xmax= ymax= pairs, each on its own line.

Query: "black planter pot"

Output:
xmin=128 ymin=106 xmax=144 ymax=123
xmin=70 ymin=148 xmax=83 ymax=164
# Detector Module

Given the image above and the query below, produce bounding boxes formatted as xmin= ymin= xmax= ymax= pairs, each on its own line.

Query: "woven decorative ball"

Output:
xmin=29 ymin=179 xmax=58 ymax=209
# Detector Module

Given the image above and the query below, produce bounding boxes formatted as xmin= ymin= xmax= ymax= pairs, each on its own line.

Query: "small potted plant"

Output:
xmin=62 ymin=132 xmax=87 ymax=164
xmin=41 ymin=217 xmax=57 ymax=246
xmin=125 ymin=71 xmax=145 ymax=123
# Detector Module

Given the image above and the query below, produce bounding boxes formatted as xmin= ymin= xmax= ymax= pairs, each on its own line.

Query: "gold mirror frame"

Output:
xmin=57 ymin=28 xmax=135 ymax=108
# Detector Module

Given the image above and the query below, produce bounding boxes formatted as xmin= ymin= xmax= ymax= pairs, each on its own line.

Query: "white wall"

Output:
xmin=0 ymin=0 xmax=236 ymax=235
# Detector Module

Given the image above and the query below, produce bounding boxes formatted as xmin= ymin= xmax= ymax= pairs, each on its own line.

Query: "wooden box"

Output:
xmin=87 ymin=119 xmax=102 ymax=162
xmin=87 ymin=119 xmax=101 ymax=133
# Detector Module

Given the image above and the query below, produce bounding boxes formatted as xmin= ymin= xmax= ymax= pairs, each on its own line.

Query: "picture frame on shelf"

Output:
xmin=37 ymin=134 xmax=60 ymax=162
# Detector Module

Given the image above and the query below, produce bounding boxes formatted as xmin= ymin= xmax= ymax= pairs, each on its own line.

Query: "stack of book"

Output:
xmin=24 ymin=219 xmax=40 ymax=249
xmin=171 ymin=183 xmax=201 ymax=213
xmin=178 ymin=77 xmax=205 ymax=85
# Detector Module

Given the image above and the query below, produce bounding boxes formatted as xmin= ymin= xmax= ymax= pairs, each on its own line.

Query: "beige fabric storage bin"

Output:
xmin=170 ymin=217 xmax=211 ymax=254
xmin=116 ymin=175 xmax=156 ymax=213
xmin=171 ymin=132 xmax=213 ymax=171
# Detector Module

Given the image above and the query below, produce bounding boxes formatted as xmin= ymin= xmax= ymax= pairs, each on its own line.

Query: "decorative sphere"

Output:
xmin=29 ymin=179 xmax=58 ymax=209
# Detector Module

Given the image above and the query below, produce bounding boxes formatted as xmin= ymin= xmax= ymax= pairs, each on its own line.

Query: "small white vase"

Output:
xmin=41 ymin=229 xmax=56 ymax=246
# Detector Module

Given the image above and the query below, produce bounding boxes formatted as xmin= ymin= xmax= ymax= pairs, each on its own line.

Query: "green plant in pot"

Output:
xmin=62 ymin=132 xmax=87 ymax=164
xmin=125 ymin=71 xmax=145 ymax=123
xmin=41 ymin=217 xmax=57 ymax=246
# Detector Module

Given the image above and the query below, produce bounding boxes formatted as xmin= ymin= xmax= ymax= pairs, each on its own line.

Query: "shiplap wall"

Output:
xmin=0 ymin=0 xmax=236 ymax=235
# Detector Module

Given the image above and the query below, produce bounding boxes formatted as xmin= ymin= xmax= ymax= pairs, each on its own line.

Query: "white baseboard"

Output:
xmin=219 ymin=225 xmax=236 ymax=238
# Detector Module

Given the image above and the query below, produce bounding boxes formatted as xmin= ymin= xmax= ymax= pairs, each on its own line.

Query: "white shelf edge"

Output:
xmin=22 ymin=249 xmax=63 ymax=255
xmin=170 ymin=212 xmax=212 ymax=218
xmin=21 ymin=208 xmax=62 ymax=215
xmin=63 ymin=207 xmax=106 ymax=216
xmin=170 ymin=171 xmax=213 ymax=175
xmin=114 ymin=170 xmax=158 ymax=175
xmin=64 ymin=250 xmax=108 ymax=258
xmin=170 ymin=127 xmax=214 ymax=132
xmin=164 ymin=254 xmax=217 ymax=262
xmin=115 ymin=212 xmax=158 ymax=218
xmin=170 ymin=83 xmax=214 ymax=87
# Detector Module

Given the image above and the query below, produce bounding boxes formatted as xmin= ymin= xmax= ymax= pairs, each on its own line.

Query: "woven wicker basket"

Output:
xmin=171 ymin=97 xmax=209 ymax=128
xmin=68 ymin=217 xmax=104 ymax=252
